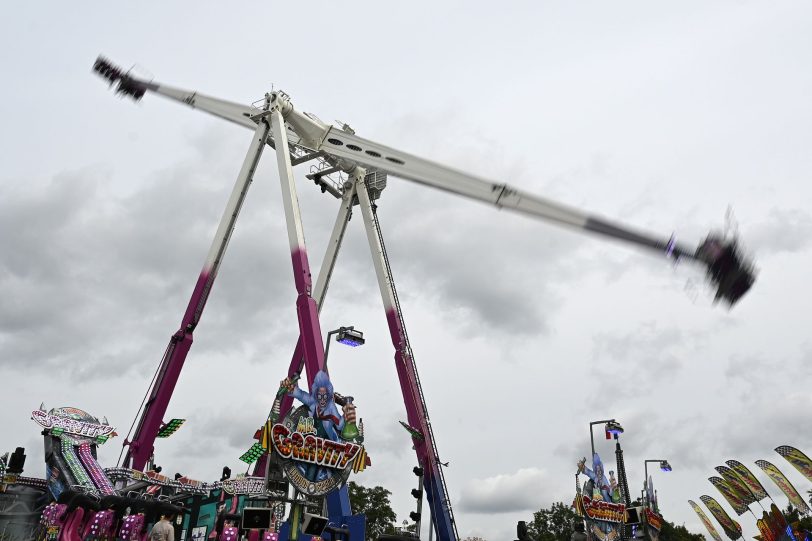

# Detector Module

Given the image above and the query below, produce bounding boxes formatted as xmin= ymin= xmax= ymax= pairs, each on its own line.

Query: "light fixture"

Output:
xmin=324 ymin=325 xmax=366 ymax=369
xmin=659 ymin=460 xmax=672 ymax=472
xmin=589 ymin=419 xmax=624 ymax=457
xmin=337 ymin=326 xmax=365 ymax=347
xmin=157 ymin=419 xmax=186 ymax=438
xmin=605 ymin=420 xmax=624 ymax=436
xmin=239 ymin=442 xmax=265 ymax=464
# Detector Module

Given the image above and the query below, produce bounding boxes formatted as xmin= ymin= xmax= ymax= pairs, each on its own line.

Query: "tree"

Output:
xmin=348 ymin=481 xmax=398 ymax=541
xmin=781 ymin=504 xmax=812 ymax=534
xmin=527 ymin=502 xmax=580 ymax=541
xmin=659 ymin=520 xmax=705 ymax=541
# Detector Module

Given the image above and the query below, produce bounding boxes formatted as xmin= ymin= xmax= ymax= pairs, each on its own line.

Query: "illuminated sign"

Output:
xmin=271 ymin=424 xmax=362 ymax=470
xmin=582 ymin=495 xmax=626 ymax=524
xmin=221 ymin=477 xmax=267 ymax=495
xmin=269 ymin=404 xmax=370 ymax=497
xmin=31 ymin=409 xmax=116 ymax=439
xmin=645 ymin=509 xmax=663 ymax=531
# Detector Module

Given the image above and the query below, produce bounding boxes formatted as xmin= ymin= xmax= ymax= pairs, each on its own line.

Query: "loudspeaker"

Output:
xmin=242 ymin=508 xmax=272 ymax=530
xmin=301 ymin=513 xmax=328 ymax=536
xmin=7 ymin=447 xmax=26 ymax=474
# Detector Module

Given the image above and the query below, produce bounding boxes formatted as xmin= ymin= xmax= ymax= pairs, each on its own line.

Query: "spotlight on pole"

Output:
xmin=324 ymin=325 xmax=366 ymax=370
xmin=605 ymin=420 xmax=624 ymax=436
xmin=337 ymin=326 xmax=365 ymax=347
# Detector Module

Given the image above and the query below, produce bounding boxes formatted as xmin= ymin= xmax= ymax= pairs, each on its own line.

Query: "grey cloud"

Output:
xmin=744 ymin=209 xmax=812 ymax=257
xmin=0 ymin=142 xmax=305 ymax=380
xmin=458 ymin=467 xmax=553 ymax=514
xmin=590 ymin=322 xmax=698 ymax=387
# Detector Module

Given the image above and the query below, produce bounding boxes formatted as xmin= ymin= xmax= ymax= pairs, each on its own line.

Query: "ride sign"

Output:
xmin=270 ymin=371 xmax=370 ymax=496
xmin=221 ymin=476 xmax=267 ymax=496
xmin=31 ymin=408 xmax=116 ymax=439
xmin=582 ymin=496 xmax=626 ymax=523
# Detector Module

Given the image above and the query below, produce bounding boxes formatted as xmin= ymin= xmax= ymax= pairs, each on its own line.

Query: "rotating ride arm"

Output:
xmin=93 ymin=55 xmax=754 ymax=305
xmin=289 ymin=118 xmax=754 ymax=305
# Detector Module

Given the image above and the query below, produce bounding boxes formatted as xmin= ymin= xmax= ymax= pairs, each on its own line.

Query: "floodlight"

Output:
xmin=337 ymin=327 xmax=365 ymax=347
xmin=605 ymin=420 xmax=624 ymax=435
xmin=157 ymin=419 xmax=186 ymax=438
xmin=239 ymin=443 xmax=265 ymax=464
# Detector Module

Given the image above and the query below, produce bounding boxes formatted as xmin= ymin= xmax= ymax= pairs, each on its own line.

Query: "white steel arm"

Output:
xmin=93 ymin=57 xmax=754 ymax=304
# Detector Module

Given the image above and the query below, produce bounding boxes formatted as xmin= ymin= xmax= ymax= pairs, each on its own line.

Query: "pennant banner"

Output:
xmin=756 ymin=518 xmax=774 ymax=541
xmin=710 ymin=476 xmax=751 ymax=516
xmin=701 ymin=495 xmax=744 ymax=540
xmin=689 ymin=499 xmax=724 ymax=541
xmin=755 ymin=460 xmax=811 ymax=515
xmin=726 ymin=460 xmax=770 ymax=502
xmin=775 ymin=446 xmax=812 ymax=485
xmin=716 ymin=466 xmax=757 ymax=505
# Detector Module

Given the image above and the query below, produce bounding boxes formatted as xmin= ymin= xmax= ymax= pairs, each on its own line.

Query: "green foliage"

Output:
xmin=527 ymin=501 xmax=580 ymax=541
xmin=348 ymin=481 xmax=398 ymax=541
xmin=659 ymin=520 xmax=705 ymax=541
xmin=782 ymin=504 xmax=812 ymax=533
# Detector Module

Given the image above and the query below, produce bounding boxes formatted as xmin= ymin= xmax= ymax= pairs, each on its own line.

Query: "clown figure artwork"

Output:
xmin=579 ymin=454 xmax=613 ymax=503
xmin=279 ymin=371 xmax=359 ymax=482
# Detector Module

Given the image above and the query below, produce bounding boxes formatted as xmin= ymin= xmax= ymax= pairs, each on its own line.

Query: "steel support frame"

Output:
xmin=123 ymin=98 xmax=273 ymax=470
xmin=269 ymin=102 xmax=357 ymax=533
xmin=354 ymin=172 xmax=458 ymax=541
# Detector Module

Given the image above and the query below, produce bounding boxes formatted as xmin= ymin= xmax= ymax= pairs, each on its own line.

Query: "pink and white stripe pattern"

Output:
xmin=76 ymin=442 xmax=116 ymax=495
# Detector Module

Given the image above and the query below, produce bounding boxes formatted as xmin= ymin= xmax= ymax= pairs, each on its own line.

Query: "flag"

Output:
xmin=726 ymin=460 xmax=770 ymax=501
xmin=755 ymin=460 xmax=811 ymax=514
xmin=261 ymin=420 xmax=273 ymax=450
xmin=700 ymin=495 xmax=743 ymax=540
xmin=689 ymin=499 xmax=724 ymax=541
xmin=717 ymin=465 xmax=757 ymax=504
xmin=710 ymin=476 xmax=750 ymax=516
xmin=775 ymin=446 xmax=812 ymax=485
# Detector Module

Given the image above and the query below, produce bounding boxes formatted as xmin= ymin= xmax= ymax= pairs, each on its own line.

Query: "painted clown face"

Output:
xmin=316 ymin=387 xmax=329 ymax=409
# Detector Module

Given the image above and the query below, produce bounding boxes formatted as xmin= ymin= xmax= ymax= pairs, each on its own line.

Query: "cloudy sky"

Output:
xmin=2 ymin=2 xmax=812 ymax=540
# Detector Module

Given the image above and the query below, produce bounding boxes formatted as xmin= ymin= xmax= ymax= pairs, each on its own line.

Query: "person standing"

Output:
xmin=571 ymin=520 xmax=587 ymax=541
xmin=149 ymin=515 xmax=175 ymax=541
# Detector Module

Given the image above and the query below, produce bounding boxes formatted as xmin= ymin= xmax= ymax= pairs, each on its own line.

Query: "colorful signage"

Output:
xmin=725 ymin=460 xmax=770 ymax=502
xmin=221 ymin=476 xmax=267 ymax=496
xmin=581 ymin=495 xmax=626 ymax=523
xmin=700 ymin=495 xmax=743 ymax=541
xmin=709 ymin=476 xmax=750 ymax=516
xmin=715 ymin=466 xmax=756 ymax=504
xmin=271 ymin=423 xmax=363 ymax=470
xmin=270 ymin=371 xmax=370 ymax=496
xmin=688 ymin=500 xmax=724 ymax=541
xmin=31 ymin=408 xmax=116 ymax=440
xmin=575 ymin=453 xmax=625 ymax=541
xmin=755 ymin=460 xmax=811 ymax=514
xmin=775 ymin=446 xmax=812 ymax=485
xmin=644 ymin=508 xmax=662 ymax=531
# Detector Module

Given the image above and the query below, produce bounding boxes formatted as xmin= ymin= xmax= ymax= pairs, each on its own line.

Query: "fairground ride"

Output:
xmin=90 ymin=56 xmax=756 ymax=541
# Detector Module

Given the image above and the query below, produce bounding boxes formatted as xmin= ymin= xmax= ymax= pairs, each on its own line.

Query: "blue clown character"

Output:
xmin=578 ymin=453 xmax=613 ymax=503
xmin=280 ymin=371 xmax=357 ymax=481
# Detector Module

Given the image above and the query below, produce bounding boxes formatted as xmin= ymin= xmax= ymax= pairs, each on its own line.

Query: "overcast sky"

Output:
xmin=2 ymin=2 xmax=812 ymax=540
